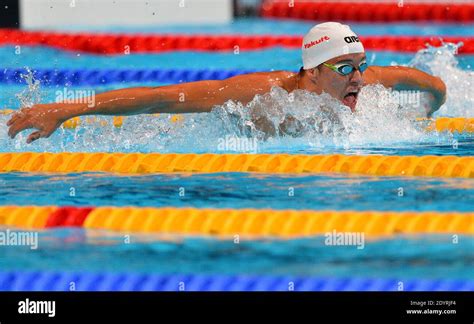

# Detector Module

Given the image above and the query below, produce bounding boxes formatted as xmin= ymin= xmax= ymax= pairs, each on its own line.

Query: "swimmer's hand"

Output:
xmin=7 ymin=104 xmax=68 ymax=143
xmin=278 ymin=114 xmax=304 ymax=137
xmin=252 ymin=114 xmax=304 ymax=138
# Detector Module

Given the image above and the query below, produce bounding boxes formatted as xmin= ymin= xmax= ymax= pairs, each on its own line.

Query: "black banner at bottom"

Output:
xmin=0 ymin=291 xmax=472 ymax=322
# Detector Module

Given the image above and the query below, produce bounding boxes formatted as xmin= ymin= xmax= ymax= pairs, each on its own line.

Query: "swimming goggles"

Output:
xmin=323 ymin=61 xmax=368 ymax=76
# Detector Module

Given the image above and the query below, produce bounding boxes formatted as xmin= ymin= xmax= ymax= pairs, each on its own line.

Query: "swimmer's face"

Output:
xmin=308 ymin=53 xmax=366 ymax=112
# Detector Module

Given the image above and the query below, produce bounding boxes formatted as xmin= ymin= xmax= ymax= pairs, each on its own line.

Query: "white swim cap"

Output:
xmin=302 ymin=22 xmax=365 ymax=70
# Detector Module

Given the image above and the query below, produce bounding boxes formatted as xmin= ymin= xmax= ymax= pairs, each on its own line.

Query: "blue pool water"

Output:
xmin=0 ymin=19 xmax=473 ymax=286
xmin=0 ymin=172 xmax=473 ymax=211
xmin=1 ymin=233 xmax=473 ymax=279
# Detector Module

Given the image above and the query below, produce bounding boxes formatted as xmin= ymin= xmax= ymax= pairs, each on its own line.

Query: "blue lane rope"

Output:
xmin=0 ymin=271 xmax=472 ymax=291
xmin=0 ymin=68 xmax=261 ymax=86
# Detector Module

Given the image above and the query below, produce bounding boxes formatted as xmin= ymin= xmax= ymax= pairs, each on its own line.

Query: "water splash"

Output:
xmin=407 ymin=42 xmax=474 ymax=117
xmin=14 ymin=68 xmax=42 ymax=108
xmin=205 ymin=85 xmax=450 ymax=151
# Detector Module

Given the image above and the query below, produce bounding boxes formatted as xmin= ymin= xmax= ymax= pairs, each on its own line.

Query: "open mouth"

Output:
xmin=342 ymin=91 xmax=359 ymax=111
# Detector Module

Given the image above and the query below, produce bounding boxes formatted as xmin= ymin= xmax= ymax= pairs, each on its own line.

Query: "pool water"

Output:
xmin=1 ymin=172 xmax=474 ymax=212
xmin=1 ymin=232 xmax=473 ymax=280
xmin=0 ymin=18 xmax=473 ymax=289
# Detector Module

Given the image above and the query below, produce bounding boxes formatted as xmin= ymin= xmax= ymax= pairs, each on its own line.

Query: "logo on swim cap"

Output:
xmin=302 ymin=22 xmax=365 ymax=70
xmin=304 ymin=36 xmax=330 ymax=49
xmin=344 ymin=36 xmax=360 ymax=44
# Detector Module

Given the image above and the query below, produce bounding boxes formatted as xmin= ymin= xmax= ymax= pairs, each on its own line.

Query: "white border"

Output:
xmin=20 ymin=0 xmax=233 ymax=29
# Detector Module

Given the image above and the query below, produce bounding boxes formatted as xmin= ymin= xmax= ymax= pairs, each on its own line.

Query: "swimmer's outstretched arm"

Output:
xmin=7 ymin=72 xmax=290 ymax=143
xmin=365 ymin=66 xmax=446 ymax=117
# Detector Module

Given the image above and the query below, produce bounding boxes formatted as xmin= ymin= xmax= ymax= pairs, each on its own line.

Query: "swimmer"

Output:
xmin=7 ymin=22 xmax=446 ymax=143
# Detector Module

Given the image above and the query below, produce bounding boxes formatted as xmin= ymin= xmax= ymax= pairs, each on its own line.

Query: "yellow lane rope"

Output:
xmin=0 ymin=152 xmax=472 ymax=178
xmin=0 ymin=206 xmax=472 ymax=237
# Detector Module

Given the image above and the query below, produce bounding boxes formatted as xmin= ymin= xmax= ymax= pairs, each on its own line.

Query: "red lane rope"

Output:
xmin=260 ymin=1 xmax=474 ymax=22
xmin=0 ymin=29 xmax=472 ymax=54
xmin=45 ymin=207 xmax=93 ymax=228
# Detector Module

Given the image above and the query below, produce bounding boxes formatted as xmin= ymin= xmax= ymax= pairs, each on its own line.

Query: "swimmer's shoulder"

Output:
xmin=223 ymin=70 xmax=297 ymax=93
xmin=241 ymin=70 xmax=296 ymax=83
xmin=245 ymin=70 xmax=298 ymax=91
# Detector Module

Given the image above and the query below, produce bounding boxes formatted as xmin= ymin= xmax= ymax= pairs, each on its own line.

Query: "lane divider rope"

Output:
xmin=0 ymin=153 xmax=472 ymax=178
xmin=426 ymin=117 xmax=474 ymax=133
xmin=1 ymin=206 xmax=472 ymax=236
xmin=260 ymin=1 xmax=474 ymax=22
xmin=0 ymin=68 xmax=257 ymax=86
xmin=1 ymin=271 xmax=472 ymax=291
xmin=0 ymin=30 xmax=472 ymax=54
